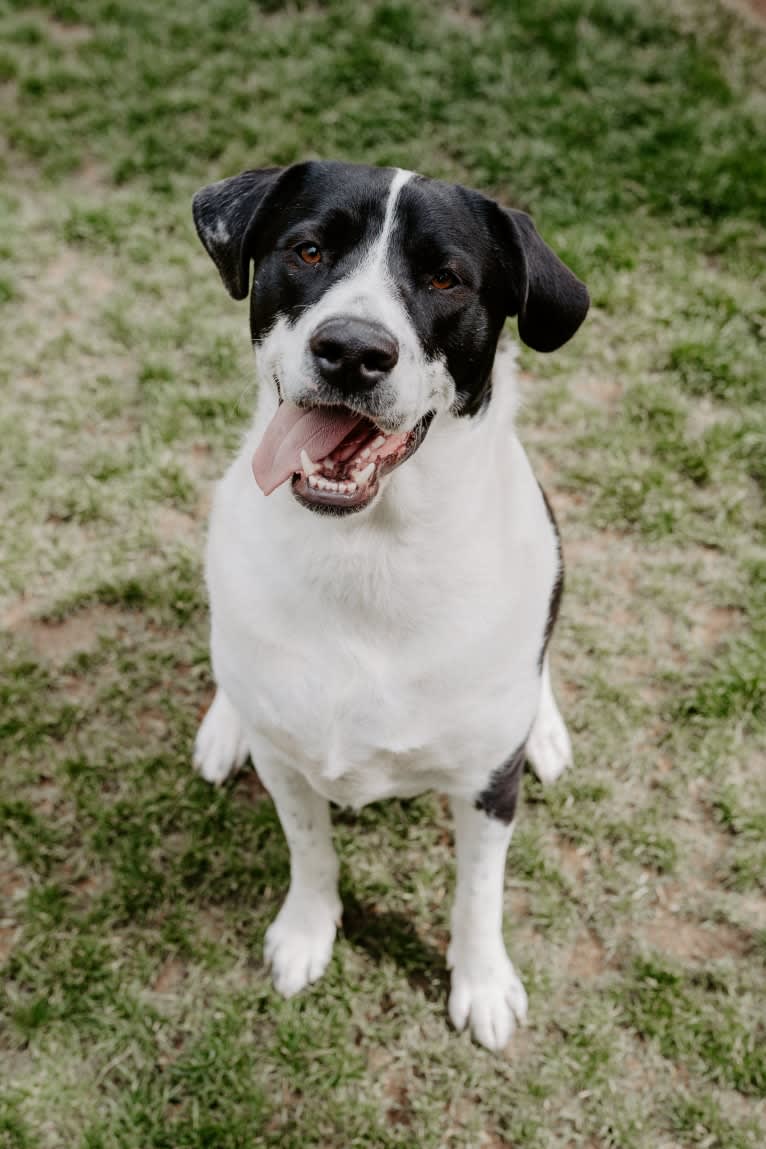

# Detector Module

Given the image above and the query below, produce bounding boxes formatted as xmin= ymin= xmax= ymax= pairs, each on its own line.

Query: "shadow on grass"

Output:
xmin=341 ymin=890 xmax=449 ymax=1003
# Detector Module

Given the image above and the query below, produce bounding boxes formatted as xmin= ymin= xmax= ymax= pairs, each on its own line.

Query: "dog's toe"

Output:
xmin=265 ymin=892 xmax=340 ymax=998
xmin=448 ymin=953 xmax=527 ymax=1052
xmin=193 ymin=689 xmax=249 ymax=784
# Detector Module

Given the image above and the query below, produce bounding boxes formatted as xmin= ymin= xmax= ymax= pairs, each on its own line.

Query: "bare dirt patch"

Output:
xmin=644 ymin=910 xmax=748 ymax=961
xmin=42 ymin=250 xmax=114 ymax=299
xmin=557 ymin=839 xmax=593 ymax=881
xmin=0 ymin=865 xmax=29 ymax=902
xmin=383 ymin=1070 xmax=414 ymax=1128
xmin=45 ymin=18 xmax=94 ymax=46
xmin=152 ymin=957 xmax=186 ymax=994
xmin=444 ymin=2 xmax=484 ymax=32
xmin=573 ymin=373 xmax=623 ymax=408
xmin=0 ymin=923 xmax=20 ymax=963
xmin=153 ymin=505 xmax=202 ymax=540
xmin=4 ymin=601 xmax=133 ymax=663
xmin=724 ymin=0 xmax=766 ymax=23
xmin=689 ymin=603 xmax=740 ymax=649
xmin=568 ymin=928 xmax=607 ymax=979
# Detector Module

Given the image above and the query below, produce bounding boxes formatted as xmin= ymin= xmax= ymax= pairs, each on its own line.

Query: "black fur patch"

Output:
xmin=475 ymin=741 xmax=526 ymax=824
xmin=538 ymin=483 xmax=564 ymax=671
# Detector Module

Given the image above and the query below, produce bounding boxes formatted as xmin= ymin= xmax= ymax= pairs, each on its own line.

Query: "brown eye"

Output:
xmin=296 ymin=242 xmax=321 ymax=265
xmin=431 ymin=269 xmax=458 ymax=290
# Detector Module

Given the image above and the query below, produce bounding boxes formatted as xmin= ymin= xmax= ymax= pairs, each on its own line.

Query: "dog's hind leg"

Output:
xmin=193 ymin=687 xmax=250 ymax=784
xmin=526 ymin=657 xmax=572 ymax=785
xmin=253 ymin=749 xmax=342 ymax=998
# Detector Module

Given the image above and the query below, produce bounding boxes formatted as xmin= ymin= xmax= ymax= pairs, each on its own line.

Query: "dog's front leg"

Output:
xmin=255 ymin=755 xmax=342 ymax=999
xmin=447 ymin=798 xmax=528 ymax=1051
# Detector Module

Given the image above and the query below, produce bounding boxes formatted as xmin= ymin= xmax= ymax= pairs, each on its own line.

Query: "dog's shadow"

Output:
xmin=340 ymin=890 xmax=450 ymax=1003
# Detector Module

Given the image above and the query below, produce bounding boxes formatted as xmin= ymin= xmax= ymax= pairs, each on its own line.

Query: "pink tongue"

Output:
xmin=251 ymin=402 xmax=365 ymax=495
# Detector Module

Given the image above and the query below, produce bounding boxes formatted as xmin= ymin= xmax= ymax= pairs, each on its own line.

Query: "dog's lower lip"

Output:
xmin=292 ymin=471 xmax=379 ymax=511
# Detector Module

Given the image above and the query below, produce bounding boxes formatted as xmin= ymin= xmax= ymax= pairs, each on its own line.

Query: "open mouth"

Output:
xmin=252 ymin=402 xmax=433 ymax=514
xmin=292 ymin=412 xmax=432 ymax=512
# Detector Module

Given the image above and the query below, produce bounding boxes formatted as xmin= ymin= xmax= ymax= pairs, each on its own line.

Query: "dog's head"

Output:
xmin=193 ymin=161 xmax=588 ymax=515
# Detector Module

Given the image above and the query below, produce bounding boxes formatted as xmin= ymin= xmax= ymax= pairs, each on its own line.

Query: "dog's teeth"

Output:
xmin=347 ymin=481 xmax=357 ymax=493
xmin=371 ymin=436 xmax=385 ymax=450
xmin=308 ymin=474 xmax=320 ymax=489
xmin=327 ymin=480 xmax=338 ymax=491
xmin=352 ymin=462 xmax=375 ymax=486
xmin=361 ymin=447 xmax=371 ymax=459
xmin=300 ymin=449 xmax=319 ymax=476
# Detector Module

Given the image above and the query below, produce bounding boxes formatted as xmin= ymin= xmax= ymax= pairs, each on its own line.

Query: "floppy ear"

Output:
xmin=192 ymin=167 xmax=285 ymax=300
xmin=496 ymin=207 xmax=589 ymax=352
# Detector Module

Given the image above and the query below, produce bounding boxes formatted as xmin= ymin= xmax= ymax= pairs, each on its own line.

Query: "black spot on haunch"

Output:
xmin=475 ymin=741 xmax=527 ymax=824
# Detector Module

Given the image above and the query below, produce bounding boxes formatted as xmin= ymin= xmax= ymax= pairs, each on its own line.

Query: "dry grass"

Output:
xmin=1 ymin=1 xmax=765 ymax=1147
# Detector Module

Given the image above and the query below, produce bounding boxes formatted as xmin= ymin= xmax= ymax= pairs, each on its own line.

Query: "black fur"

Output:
xmin=192 ymin=167 xmax=284 ymax=300
xmin=192 ymin=160 xmax=589 ymax=418
xmin=475 ymin=741 xmax=527 ymax=824
xmin=538 ymin=484 xmax=564 ymax=671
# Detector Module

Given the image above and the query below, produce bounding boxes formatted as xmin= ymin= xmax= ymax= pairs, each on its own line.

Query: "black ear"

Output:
xmin=192 ymin=167 xmax=285 ymax=300
xmin=497 ymin=208 xmax=589 ymax=352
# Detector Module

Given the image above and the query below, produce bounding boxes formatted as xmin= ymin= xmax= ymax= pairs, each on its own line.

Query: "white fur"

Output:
xmin=193 ymin=687 xmax=249 ymax=784
xmin=448 ymin=798 xmax=528 ymax=1050
xmin=527 ymin=656 xmax=573 ymax=784
xmin=194 ymin=171 xmax=572 ymax=1051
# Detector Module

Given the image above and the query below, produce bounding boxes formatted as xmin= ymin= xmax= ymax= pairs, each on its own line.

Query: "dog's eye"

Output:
xmin=296 ymin=242 xmax=322 ymax=266
xmin=430 ymin=269 xmax=459 ymax=290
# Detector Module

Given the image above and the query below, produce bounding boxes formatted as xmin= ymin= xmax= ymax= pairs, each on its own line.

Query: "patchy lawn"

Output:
xmin=1 ymin=1 xmax=764 ymax=1146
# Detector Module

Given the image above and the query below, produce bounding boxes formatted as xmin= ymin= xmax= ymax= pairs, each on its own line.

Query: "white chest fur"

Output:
xmin=204 ymin=380 xmax=558 ymax=808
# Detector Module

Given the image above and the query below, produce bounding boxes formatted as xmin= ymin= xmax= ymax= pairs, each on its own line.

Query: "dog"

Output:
xmin=191 ymin=161 xmax=588 ymax=1051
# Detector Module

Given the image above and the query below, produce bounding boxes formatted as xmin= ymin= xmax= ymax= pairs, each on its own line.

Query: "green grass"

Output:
xmin=1 ymin=0 xmax=765 ymax=1145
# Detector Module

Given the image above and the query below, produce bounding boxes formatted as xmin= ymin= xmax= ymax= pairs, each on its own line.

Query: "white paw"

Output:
xmin=264 ymin=890 xmax=341 ymax=999
xmin=526 ymin=704 xmax=572 ymax=785
xmin=447 ymin=946 xmax=528 ymax=1052
xmin=193 ymin=690 xmax=249 ymax=784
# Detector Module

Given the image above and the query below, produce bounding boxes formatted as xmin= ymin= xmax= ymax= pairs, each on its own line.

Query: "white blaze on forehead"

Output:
xmin=309 ymin=167 xmax=415 ymax=318
xmin=369 ymin=167 xmax=414 ymax=270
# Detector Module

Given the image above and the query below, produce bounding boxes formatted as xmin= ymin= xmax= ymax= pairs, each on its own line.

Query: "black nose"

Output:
xmin=310 ymin=317 xmax=399 ymax=392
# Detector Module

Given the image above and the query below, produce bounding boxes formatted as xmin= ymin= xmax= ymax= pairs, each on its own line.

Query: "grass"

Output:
xmin=1 ymin=0 xmax=765 ymax=1145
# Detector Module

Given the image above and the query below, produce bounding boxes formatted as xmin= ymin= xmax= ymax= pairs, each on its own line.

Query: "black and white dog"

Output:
xmin=192 ymin=161 xmax=588 ymax=1051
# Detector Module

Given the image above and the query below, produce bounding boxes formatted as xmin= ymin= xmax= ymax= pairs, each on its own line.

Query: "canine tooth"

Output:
xmin=353 ymin=462 xmax=375 ymax=485
xmin=300 ymin=449 xmax=319 ymax=476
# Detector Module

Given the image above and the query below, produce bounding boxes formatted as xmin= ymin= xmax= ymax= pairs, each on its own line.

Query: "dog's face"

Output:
xmin=193 ymin=161 xmax=588 ymax=515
